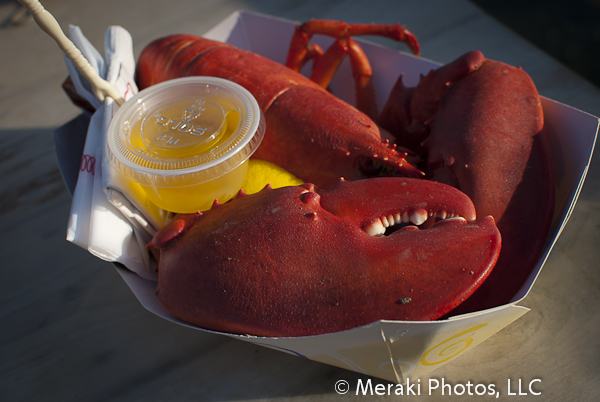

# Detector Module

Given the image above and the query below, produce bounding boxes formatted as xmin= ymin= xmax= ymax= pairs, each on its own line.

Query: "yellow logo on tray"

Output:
xmin=421 ymin=323 xmax=488 ymax=366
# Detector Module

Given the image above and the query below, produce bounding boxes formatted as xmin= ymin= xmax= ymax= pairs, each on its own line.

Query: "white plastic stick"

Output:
xmin=19 ymin=0 xmax=125 ymax=106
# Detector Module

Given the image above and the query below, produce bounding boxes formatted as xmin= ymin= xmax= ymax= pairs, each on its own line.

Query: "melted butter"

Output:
xmin=123 ymin=96 xmax=246 ymax=213
xmin=107 ymin=77 xmax=265 ymax=217
xmin=127 ymin=96 xmax=240 ymax=163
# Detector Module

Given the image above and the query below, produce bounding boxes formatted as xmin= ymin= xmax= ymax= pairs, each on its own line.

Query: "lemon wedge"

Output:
xmin=242 ymin=159 xmax=304 ymax=194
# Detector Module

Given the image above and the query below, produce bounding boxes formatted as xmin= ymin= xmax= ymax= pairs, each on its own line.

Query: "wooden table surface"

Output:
xmin=1 ymin=0 xmax=599 ymax=400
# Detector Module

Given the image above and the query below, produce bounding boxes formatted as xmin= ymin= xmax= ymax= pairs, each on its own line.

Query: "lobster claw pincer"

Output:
xmin=149 ymin=177 xmax=501 ymax=337
xmin=379 ymin=50 xmax=555 ymax=313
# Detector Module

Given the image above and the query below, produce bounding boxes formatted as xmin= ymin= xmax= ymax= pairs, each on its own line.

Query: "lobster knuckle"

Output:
xmin=147 ymin=215 xmax=193 ymax=251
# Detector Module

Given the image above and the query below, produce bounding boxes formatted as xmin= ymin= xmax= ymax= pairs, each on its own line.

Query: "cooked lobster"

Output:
xmin=148 ymin=178 xmax=501 ymax=337
xmin=137 ymin=19 xmax=554 ymax=326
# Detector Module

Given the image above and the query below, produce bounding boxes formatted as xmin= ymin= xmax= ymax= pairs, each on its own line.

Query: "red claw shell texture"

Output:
xmin=148 ymin=178 xmax=501 ymax=337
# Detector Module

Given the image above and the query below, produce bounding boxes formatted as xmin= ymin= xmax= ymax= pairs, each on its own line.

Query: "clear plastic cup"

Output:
xmin=106 ymin=76 xmax=265 ymax=213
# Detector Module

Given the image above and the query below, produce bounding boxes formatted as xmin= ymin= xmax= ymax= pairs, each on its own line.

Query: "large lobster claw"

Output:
xmin=379 ymin=51 xmax=555 ymax=313
xmin=149 ymin=178 xmax=501 ymax=337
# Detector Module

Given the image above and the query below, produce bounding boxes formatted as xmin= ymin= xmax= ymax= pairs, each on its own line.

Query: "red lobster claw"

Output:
xmin=149 ymin=178 xmax=501 ymax=337
xmin=379 ymin=50 xmax=555 ymax=312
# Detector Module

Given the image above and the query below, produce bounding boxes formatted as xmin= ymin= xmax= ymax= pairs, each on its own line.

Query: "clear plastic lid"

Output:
xmin=107 ymin=77 xmax=265 ymax=188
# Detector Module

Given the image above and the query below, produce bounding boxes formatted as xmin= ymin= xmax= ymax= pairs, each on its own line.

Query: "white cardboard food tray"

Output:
xmin=55 ymin=11 xmax=598 ymax=383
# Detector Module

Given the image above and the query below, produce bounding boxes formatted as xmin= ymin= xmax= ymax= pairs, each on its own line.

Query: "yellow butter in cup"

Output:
xmin=107 ymin=77 xmax=265 ymax=214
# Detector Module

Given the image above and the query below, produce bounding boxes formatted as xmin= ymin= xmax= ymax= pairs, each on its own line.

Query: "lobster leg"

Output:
xmin=285 ymin=20 xmax=420 ymax=73
xmin=308 ymin=38 xmax=378 ymax=119
xmin=285 ymin=20 xmax=420 ymax=119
